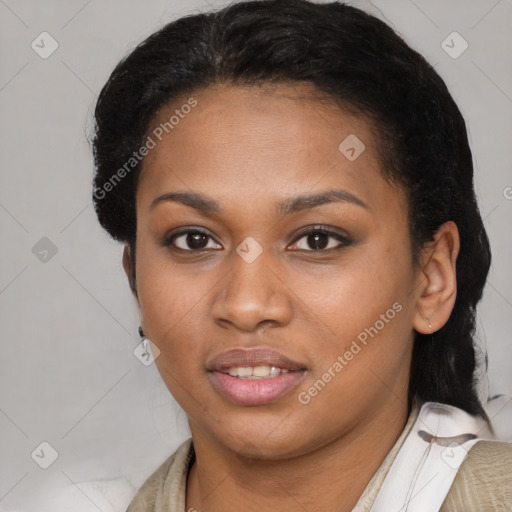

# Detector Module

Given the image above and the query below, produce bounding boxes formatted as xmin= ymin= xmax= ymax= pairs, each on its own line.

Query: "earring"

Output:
xmin=139 ymin=326 xmax=149 ymax=354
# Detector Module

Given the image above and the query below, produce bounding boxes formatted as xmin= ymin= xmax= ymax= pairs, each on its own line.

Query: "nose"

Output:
xmin=211 ymin=244 xmax=294 ymax=333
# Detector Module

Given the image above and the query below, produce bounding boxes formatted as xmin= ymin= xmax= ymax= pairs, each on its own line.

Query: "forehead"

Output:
xmin=137 ymin=83 xmax=401 ymax=216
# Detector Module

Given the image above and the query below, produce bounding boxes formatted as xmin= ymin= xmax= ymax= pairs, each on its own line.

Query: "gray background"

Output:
xmin=1 ymin=0 xmax=511 ymax=510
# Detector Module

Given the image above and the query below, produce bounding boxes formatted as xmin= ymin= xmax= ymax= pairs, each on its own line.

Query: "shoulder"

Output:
xmin=126 ymin=438 xmax=194 ymax=512
xmin=441 ymin=440 xmax=512 ymax=511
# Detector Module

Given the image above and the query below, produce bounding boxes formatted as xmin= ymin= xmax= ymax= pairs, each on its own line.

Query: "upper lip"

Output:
xmin=207 ymin=347 xmax=306 ymax=372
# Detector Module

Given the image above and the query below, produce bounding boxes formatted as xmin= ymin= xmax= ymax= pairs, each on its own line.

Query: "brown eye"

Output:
xmin=167 ymin=230 xmax=222 ymax=252
xmin=289 ymin=227 xmax=351 ymax=252
xmin=305 ymin=232 xmax=330 ymax=250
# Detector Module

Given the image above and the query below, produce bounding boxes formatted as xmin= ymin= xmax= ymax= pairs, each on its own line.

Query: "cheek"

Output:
xmin=136 ymin=230 xmax=200 ymax=322
xmin=138 ymin=266 xmax=210 ymax=407
xmin=292 ymin=264 xmax=414 ymax=435
xmin=292 ymin=246 xmax=411 ymax=339
xmin=293 ymin=242 xmax=415 ymax=395
xmin=135 ymin=245 xmax=210 ymax=369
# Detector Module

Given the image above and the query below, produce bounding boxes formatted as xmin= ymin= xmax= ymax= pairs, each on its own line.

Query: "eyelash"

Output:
xmin=164 ymin=225 xmax=352 ymax=253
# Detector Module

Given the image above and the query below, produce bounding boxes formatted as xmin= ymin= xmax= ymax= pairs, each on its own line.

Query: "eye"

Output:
xmin=289 ymin=226 xmax=351 ymax=252
xmin=166 ymin=229 xmax=222 ymax=252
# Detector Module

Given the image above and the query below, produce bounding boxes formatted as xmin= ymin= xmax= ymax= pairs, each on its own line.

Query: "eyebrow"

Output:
xmin=150 ymin=188 xmax=368 ymax=215
xmin=278 ymin=189 xmax=368 ymax=215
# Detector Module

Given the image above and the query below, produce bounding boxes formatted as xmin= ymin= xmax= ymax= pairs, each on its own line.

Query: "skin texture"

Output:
xmin=123 ymin=83 xmax=460 ymax=512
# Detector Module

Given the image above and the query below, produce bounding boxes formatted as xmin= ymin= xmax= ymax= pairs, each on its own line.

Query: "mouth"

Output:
xmin=207 ymin=348 xmax=306 ymax=406
xmin=220 ymin=365 xmax=292 ymax=379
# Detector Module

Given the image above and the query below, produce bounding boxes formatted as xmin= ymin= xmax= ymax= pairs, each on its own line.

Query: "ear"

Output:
xmin=122 ymin=244 xmax=138 ymax=299
xmin=413 ymin=221 xmax=460 ymax=334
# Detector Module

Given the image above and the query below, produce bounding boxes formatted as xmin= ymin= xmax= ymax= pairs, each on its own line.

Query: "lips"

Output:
xmin=207 ymin=347 xmax=306 ymax=406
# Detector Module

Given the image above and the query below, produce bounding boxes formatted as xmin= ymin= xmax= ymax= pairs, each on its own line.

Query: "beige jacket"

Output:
xmin=126 ymin=405 xmax=512 ymax=511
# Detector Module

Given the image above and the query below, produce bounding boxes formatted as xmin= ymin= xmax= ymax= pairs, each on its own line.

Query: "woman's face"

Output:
xmin=131 ymin=83 xmax=422 ymax=459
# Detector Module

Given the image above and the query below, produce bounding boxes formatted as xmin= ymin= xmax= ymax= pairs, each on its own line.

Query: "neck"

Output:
xmin=186 ymin=398 xmax=410 ymax=512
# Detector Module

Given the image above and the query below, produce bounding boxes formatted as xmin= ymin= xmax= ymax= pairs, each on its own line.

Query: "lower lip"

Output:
xmin=209 ymin=370 xmax=305 ymax=406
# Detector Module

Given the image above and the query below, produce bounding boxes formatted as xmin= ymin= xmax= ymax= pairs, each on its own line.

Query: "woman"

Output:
xmin=91 ymin=0 xmax=512 ymax=510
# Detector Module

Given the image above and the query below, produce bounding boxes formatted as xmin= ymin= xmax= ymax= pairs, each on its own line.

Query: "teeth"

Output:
xmin=253 ymin=365 xmax=271 ymax=377
xmin=223 ymin=366 xmax=291 ymax=379
xmin=237 ymin=366 xmax=253 ymax=378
